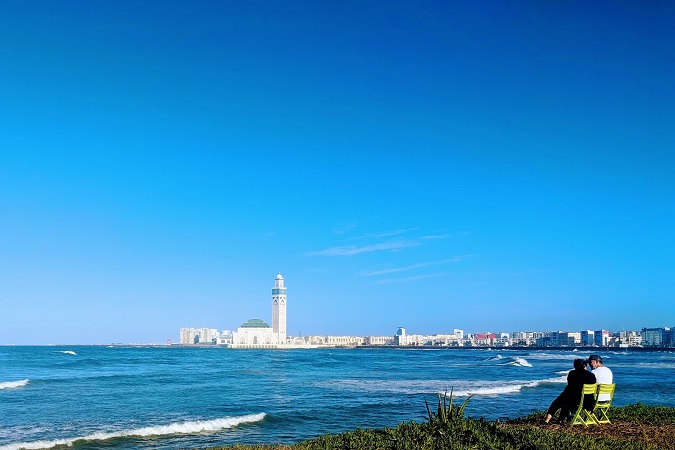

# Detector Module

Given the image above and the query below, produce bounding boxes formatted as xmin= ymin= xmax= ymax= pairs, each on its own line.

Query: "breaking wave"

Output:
xmin=485 ymin=354 xmax=503 ymax=361
xmin=0 ymin=379 xmax=29 ymax=390
xmin=0 ymin=413 xmax=266 ymax=450
xmin=499 ymin=357 xmax=532 ymax=367
xmin=448 ymin=376 xmax=567 ymax=397
xmin=58 ymin=351 xmax=77 ymax=356
xmin=321 ymin=375 xmax=566 ymax=398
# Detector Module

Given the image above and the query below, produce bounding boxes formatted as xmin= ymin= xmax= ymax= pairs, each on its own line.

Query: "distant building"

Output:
xmin=325 ymin=335 xmax=366 ymax=346
xmin=231 ymin=319 xmax=277 ymax=347
xmin=511 ymin=331 xmax=535 ymax=346
xmin=568 ymin=332 xmax=581 ymax=346
xmin=595 ymin=330 xmax=610 ymax=347
xmin=366 ymin=336 xmax=392 ymax=346
xmin=642 ymin=327 xmax=671 ymax=347
xmin=179 ymin=328 xmax=197 ymax=345
xmin=179 ymin=327 xmax=218 ymax=345
xmin=230 ymin=273 xmax=288 ymax=348
xmin=271 ymin=272 xmax=287 ymax=343
xmin=394 ymin=327 xmax=408 ymax=346
xmin=581 ymin=330 xmax=594 ymax=346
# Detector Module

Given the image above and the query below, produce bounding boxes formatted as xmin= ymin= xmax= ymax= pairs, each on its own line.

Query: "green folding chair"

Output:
xmin=571 ymin=383 xmax=599 ymax=427
xmin=591 ymin=383 xmax=616 ymax=424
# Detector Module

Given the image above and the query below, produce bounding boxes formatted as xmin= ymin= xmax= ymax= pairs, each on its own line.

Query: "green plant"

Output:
xmin=425 ymin=389 xmax=474 ymax=426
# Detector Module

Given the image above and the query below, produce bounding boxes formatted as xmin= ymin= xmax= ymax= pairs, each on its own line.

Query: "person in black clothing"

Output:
xmin=544 ymin=358 xmax=597 ymax=424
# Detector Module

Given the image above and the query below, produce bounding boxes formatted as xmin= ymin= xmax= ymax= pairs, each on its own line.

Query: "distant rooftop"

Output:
xmin=240 ymin=319 xmax=271 ymax=328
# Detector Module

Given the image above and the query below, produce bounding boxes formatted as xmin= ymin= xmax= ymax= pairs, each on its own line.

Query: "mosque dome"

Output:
xmin=275 ymin=273 xmax=283 ymax=280
xmin=241 ymin=318 xmax=271 ymax=328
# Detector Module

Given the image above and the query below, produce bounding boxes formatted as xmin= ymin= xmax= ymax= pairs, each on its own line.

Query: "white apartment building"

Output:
xmin=324 ymin=335 xmax=367 ymax=346
xmin=179 ymin=327 xmax=219 ymax=345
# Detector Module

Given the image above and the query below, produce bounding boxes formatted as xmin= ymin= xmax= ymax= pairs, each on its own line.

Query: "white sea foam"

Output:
xmin=0 ymin=413 xmax=266 ymax=450
xmin=0 ymin=379 xmax=29 ymax=390
xmin=448 ymin=376 xmax=566 ymax=397
xmin=499 ymin=357 xmax=532 ymax=367
xmin=58 ymin=351 xmax=77 ymax=356
xmin=485 ymin=354 xmax=503 ymax=361
xmin=320 ymin=375 xmax=566 ymax=399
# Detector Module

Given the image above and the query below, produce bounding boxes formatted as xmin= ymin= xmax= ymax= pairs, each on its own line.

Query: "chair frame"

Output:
xmin=570 ymin=383 xmax=599 ymax=427
xmin=591 ymin=383 xmax=616 ymax=424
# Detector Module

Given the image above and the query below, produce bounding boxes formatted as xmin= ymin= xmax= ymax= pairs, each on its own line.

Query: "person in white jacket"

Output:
xmin=587 ymin=354 xmax=613 ymax=402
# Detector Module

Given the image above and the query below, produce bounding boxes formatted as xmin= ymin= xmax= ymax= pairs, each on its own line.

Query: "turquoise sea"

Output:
xmin=1 ymin=346 xmax=674 ymax=450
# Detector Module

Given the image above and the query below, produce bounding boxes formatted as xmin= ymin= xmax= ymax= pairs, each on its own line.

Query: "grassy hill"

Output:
xmin=208 ymin=397 xmax=675 ymax=450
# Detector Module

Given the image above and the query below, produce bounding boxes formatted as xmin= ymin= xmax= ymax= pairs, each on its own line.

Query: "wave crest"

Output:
xmin=0 ymin=379 xmax=29 ymax=390
xmin=0 ymin=413 xmax=266 ymax=450
xmin=498 ymin=357 xmax=532 ymax=367
xmin=447 ymin=375 xmax=566 ymax=397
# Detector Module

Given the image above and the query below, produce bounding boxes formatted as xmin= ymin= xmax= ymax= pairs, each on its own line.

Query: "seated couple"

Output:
xmin=543 ymin=358 xmax=596 ymax=424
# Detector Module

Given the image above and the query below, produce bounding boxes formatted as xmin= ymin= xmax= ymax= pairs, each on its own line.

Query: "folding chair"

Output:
xmin=570 ymin=383 xmax=598 ymax=427
xmin=591 ymin=383 xmax=616 ymax=424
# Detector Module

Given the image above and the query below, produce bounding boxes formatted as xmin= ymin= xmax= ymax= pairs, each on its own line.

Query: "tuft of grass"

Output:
xmin=425 ymin=389 xmax=473 ymax=426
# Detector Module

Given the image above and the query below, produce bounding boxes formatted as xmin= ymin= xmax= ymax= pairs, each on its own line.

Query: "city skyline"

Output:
xmin=2 ymin=2 xmax=674 ymax=345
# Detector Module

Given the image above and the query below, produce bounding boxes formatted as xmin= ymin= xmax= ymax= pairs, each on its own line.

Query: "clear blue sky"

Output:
xmin=1 ymin=1 xmax=673 ymax=344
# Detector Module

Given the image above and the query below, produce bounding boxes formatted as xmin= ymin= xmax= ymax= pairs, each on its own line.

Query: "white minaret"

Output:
xmin=272 ymin=273 xmax=287 ymax=343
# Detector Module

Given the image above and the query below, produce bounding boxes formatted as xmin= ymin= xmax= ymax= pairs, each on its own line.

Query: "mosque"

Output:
xmin=229 ymin=273 xmax=288 ymax=348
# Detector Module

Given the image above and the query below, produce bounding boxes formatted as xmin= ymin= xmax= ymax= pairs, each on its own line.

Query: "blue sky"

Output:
xmin=1 ymin=1 xmax=673 ymax=344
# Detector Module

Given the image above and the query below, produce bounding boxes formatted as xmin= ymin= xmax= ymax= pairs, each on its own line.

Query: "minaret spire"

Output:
xmin=271 ymin=273 xmax=287 ymax=344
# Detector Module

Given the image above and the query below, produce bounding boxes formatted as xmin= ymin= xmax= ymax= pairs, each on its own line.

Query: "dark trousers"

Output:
xmin=547 ymin=393 xmax=572 ymax=419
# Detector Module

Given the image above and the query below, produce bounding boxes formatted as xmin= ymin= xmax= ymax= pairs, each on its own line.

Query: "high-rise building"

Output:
xmin=272 ymin=273 xmax=287 ymax=343
xmin=642 ymin=327 xmax=670 ymax=347
xmin=594 ymin=329 xmax=610 ymax=347
xmin=581 ymin=330 xmax=594 ymax=346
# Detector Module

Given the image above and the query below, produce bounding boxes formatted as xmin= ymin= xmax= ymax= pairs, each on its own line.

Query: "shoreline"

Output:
xmin=2 ymin=344 xmax=672 ymax=352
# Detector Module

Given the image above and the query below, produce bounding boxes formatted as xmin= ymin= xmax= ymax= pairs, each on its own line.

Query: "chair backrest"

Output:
xmin=596 ymin=383 xmax=615 ymax=405
xmin=582 ymin=383 xmax=598 ymax=410
xmin=582 ymin=383 xmax=598 ymax=395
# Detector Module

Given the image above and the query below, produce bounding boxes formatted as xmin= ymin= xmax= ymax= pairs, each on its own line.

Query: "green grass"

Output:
xmin=207 ymin=401 xmax=675 ymax=450
xmin=509 ymin=402 xmax=675 ymax=426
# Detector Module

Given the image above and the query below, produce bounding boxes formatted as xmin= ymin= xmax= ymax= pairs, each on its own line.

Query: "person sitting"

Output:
xmin=587 ymin=354 xmax=613 ymax=402
xmin=544 ymin=358 xmax=596 ymax=424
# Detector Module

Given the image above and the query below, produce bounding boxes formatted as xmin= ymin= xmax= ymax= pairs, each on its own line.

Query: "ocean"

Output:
xmin=1 ymin=346 xmax=673 ymax=450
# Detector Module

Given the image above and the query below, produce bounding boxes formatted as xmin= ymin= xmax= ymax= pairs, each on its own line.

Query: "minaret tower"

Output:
xmin=272 ymin=273 xmax=287 ymax=344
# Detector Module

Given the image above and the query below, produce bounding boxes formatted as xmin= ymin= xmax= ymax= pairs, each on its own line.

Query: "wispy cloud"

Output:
xmin=362 ymin=256 xmax=470 ymax=276
xmin=375 ymin=273 xmax=447 ymax=284
xmin=308 ymin=240 xmax=419 ymax=256
xmin=363 ymin=228 xmax=417 ymax=239
xmin=421 ymin=234 xmax=449 ymax=240
xmin=332 ymin=222 xmax=358 ymax=235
